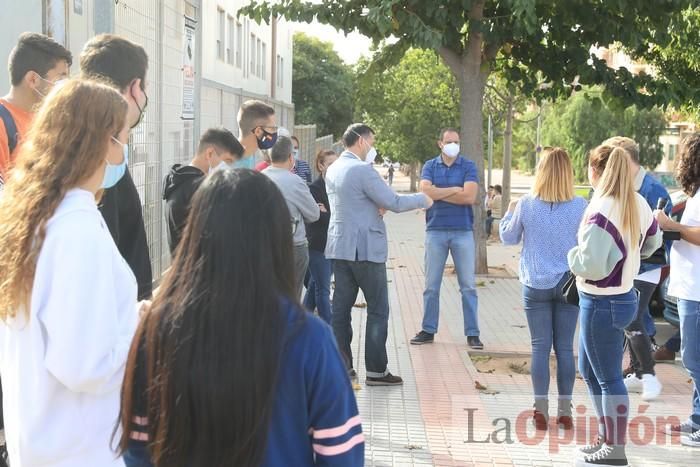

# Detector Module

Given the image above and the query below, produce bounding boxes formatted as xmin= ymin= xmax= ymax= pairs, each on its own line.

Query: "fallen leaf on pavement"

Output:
xmin=354 ymin=302 xmax=367 ymax=308
xmin=474 ymin=381 xmax=487 ymax=390
xmin=476 ymin=281 xmax=486 ymax=287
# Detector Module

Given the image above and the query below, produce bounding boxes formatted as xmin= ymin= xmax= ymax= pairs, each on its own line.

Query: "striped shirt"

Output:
xmin=421 ymin=155 xmax=479 ymax=231
xmin=293 ymin=158 xmax=313 ymax=184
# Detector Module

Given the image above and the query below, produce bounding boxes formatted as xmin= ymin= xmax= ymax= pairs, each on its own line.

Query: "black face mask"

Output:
xmin=255 ymin=128 xmax=278 ymax=150
xmin=130 ymin=89 xmax=148 ymax=129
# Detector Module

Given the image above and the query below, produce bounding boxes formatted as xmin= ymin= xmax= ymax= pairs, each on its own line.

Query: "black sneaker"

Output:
xmin=681 ymin=429 xmax=700 ymax=447
xmin=577 ymin=435 xmax=604 ymax=457
xmin=366 ymin=372 xmax=403 ymax=386
xmin=575 ymin=443 xmax=628 ymax=466
xmin=410 ymin=331 xmax=434 ymax=345
xmin=467 ymin=336 xmax=484 ymax=350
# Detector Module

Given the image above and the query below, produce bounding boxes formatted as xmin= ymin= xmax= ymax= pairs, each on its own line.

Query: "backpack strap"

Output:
xmin=0 ymin=103 xmax=18 ymax=154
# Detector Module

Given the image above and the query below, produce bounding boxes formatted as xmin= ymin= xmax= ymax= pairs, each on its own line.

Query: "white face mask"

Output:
xmin=442 ymin=142 xmax=460 ymax=158
xmin=365 ymin=147 xmax=377 ymax=165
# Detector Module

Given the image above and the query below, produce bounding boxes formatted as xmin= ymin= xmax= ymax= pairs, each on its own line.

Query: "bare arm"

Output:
xmin=442 ymin=181 xmax=479 ymax=205
xmin=420 ymin=180 xmax=462 ymax=200
xmin=655 ymin=210 xmax=700 ymax=246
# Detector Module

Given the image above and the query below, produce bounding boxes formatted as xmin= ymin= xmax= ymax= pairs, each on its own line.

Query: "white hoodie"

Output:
xmin=0 ymin=189 xmax=139 ymax=467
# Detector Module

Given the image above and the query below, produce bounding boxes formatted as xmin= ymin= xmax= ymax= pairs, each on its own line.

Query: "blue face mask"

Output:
xmin=255 ymin=128 xmax=278 ymax=150
xmin=103 ymin=138 xmax=128 ymax=189
xmin=233 ymin=157 xmax=252 ymax=169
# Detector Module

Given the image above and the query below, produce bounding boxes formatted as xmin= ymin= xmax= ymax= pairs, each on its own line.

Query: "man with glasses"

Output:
xmin=326 ymin=123 xmax=433 ymax=386
xmin=1 ymin=33 xmax=71 ymax=188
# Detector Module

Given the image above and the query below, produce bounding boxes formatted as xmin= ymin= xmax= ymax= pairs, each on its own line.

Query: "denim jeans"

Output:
xmin=522 ymin=273 xmax=579 ymax=401
xmin=422 ymin=230 xmax=479 ymax=337
xmin=303 ymin=249 xmax=333 ymax=324
xmin=578 ymin=289 xmax=638 ymax=446
xmin=625 ymin=280 xmax=657 ymax=375
xmin=332 ymin=259 xmax=390 ymax=378
xmin=678 ymin=299 xmax=700 ymax=428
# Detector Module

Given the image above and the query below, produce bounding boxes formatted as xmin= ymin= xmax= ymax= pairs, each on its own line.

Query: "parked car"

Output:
xmin=659 ymin=190 xmax=688 ymax=328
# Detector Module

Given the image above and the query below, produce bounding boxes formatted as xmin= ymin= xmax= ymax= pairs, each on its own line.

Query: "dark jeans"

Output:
xmin=678 ymin=299 xmax=700 ymax=427
xmin=665 ymin=329 xmax=682 ymax=352
xmin=522 ymin=274 xmax=579 ymax=401
xmin=579 ymin=289 xmax=638 ymax=446
xmin=332 ymin=259 xmax=390 ymax=378
xmin=625 ymin=280 xmax=657 ymax=375
xmin=303 ymin=249 xmax=333 ymax=324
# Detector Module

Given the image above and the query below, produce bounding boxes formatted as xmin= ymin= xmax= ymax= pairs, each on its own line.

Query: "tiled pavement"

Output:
xmin=349 ymin=210 xmax=698 ymax=466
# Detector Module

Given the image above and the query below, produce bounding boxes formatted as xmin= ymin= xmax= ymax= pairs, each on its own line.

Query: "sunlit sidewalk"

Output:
xmin=351 ymin=210 xmax=697 ymax=467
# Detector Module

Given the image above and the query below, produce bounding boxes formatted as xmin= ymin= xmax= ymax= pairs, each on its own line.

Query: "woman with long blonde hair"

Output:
xmin=568 ymin=145 xmax=662 ymax=467
xmin=500 ymin=148 xmax=587 ymax=431
xmin=0 ymin=79 xmax=142 ymax=467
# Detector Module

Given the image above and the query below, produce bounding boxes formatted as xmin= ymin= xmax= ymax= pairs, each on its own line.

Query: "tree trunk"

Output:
xmin=501 ymin=97 xmax=513 ymax=215
xmin=458 ymin=71 xmax=488 ymax=274
xmin=409 ymin=161 xmax=420 ymax=192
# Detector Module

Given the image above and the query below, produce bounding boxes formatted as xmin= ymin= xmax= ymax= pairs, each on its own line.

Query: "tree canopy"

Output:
xmin=293 ymin=33 xmax=354 ymax=138
xmin=355 ymin=48 xmax=460 ymax=166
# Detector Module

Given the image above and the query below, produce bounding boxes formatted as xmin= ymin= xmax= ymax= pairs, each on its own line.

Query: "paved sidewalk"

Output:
xmin=351 ymin=209 xmax=697 ymax=467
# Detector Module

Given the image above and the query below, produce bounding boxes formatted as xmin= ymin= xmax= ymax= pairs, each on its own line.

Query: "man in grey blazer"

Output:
xmin=326 ymin=123 xmax=433 ymax=386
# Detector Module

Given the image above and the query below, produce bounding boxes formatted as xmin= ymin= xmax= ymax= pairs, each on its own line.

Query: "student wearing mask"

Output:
xmin=0 ymin=33 xmax=71 ymax=188
xmin=655 ymin=133 xmax=700 ymax=447
xmin=80 ymin=34 xmax=152 ymax=300
xmin=119 ymin=169 xmax=363 ymax=467
xmin=568 ymin=145 xmax=662 ymax=467
xmin=163 ymin=128 xmax=244 ymax=255
xmin=291 ymin=135 xmax=313 ymax=183
xmin=304 ymin=149 xmax=339 ymax=324
xmin=263 ymin=136 xmax=320 ymax=298
xmin=237 ymin=100 xmax=277 ymax=169
xmin=0 ymin=80 xmax=145 ymax=467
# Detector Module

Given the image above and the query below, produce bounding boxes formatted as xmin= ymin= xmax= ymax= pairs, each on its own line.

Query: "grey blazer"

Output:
xmin=324 ymin=151 xmax=429 ymax=263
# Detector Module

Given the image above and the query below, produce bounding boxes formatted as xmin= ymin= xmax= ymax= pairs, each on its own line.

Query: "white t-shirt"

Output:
xmin=669 ymin=191 xmax=700 ymax=301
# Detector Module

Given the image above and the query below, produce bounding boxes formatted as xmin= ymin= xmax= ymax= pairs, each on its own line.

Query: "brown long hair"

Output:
xmin=532 ymin=147 xmax=575 ymax=203
xmin=676 ymin=133 xmax=700 ymax=196
xmin=314 ymin=149 xmax=337 ymax=173
xmin=588 ymin=145 xmax=640 ymax=243
xmin=0 ymin=79 xmax=127 ymax=320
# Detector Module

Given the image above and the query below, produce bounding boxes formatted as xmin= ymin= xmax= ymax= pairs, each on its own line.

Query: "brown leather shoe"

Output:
xmin=654 ymin=346 xmax=676 ymax=362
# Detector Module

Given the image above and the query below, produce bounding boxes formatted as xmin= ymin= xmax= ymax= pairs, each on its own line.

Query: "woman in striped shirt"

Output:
xmin=117 ymin=169 xmax=363 ymax=467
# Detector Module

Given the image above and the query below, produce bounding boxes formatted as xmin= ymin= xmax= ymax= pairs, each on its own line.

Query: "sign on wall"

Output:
xmin=182 ymin=15 xmax=196 ymax=120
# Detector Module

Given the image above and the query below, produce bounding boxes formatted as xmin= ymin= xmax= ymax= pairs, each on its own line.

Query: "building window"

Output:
xmin=217 ymin=8 xmax=225 ymax=61
xmin=669 ymin=144 xmax=677 ymax=160
xmin=235 ymin=21 xmax=242 ymax=68
xmin=226 ymin=15 xmax=234 ymax=64
xmin=262 ymin=42 xmax=267 ymax=80
xmin=256 ymin=38 xmax=262 ymax=77
xmin=276 ymin=54 xmax=284 ymax=88
xmin=250 ymin=33 xmax=256 ymax=77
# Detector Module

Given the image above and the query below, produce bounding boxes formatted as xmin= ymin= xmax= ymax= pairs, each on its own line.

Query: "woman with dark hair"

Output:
xmin=655 ymin=133 xmax=700 ymax=447
xmin=118 ymin=169 xmax=363 ymax=467
xmin=304 ymin=149 xmax=338 ymax=324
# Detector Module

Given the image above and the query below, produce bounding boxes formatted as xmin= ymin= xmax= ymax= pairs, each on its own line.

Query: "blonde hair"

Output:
xmin=0 ymin=79 xmax=128 ymax=320
xmin=601 ymin=136 xmax=640 ymax=164
xmin=532 ymin=147 xmax=575 ymax=203
xmin=588 ymin=145 xmax=640 ymax=244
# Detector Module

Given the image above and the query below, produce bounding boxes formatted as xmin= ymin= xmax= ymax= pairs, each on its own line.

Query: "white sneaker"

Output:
xmin=641 ymin=374 xmax=662 ymax=400
xmin=623 ymin=373 xmax=643 ymax=393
